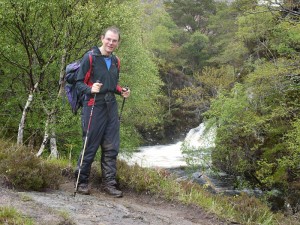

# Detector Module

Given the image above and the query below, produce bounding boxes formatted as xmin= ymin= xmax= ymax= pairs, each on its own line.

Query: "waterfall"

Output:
xmin=122 ymin=122 xmax=215 ymax=169
xmin=121 ymin=122 xmax=237 ymax=194
xmin=180 ymin=122 xmax=216 ymax=169
xmin=184 ymin=122 xmax=215 ymax=149
xmin=123 ymin=142 xmax=185 ymax=168
xmin=121 ymin=122 xmax=264 ymax=196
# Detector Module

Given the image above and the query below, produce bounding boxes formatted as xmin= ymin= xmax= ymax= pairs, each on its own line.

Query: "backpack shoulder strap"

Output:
xmin=89 ymin=53 xmax=93 ymax=68
xmin=116 ymin=56 xmax=120 ymax=71
xmin=83 ymin=52 xmax=93 ymax=85
xmin=113 ymin=55 xmax=120 ymax=73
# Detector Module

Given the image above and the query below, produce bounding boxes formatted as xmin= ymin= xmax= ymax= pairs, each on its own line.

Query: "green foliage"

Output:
xmin=141 ymin=0 xmax=177 ymax=58
xmin=205 ymin=59 xmax=300 ymax=190
xmin=111 ymin=1 xmax=166 ymax=133
xmin=0 ymin=140 xmax=63 ymax=191
xmin=270 ymin=21 xmax=300 ymax=58
xmin=205 ymin=84 xmax=254 ymax=174
xmin=119 ymin=123 xmax=142 ymax=154
xmin=207 ymin=2 xmax=248 ymax=69
xmin=285 ymin=118 xmax=300 ymax=166
xmin=181 ymin=31 xmax=209 ymax=71
xmin=197 ymin=66 xmax=236 ymax=96
xmin=236 ymin=6 xmax=278 ymax=61
xmin=173 ymin=65 xmax=236 ymax=119
xmin=181 ymin=141 xmax=213 ymax=173
xmin=237 ymin=8 xmax=276 ymax=41
xmin=232 ymin=193 xmax=275 ymax=224
xmin=0 ymin=0 xmax=100 ymax=143
xmin=53 ymin=105 xmax=82 ymax=157
xmin=117 ymin=43 xmax=163 ymax=129
xmin=231 ymin=0 xmax=258 ymax=12
xmin=236 ymin=4 xmax=300 ymax=61
xmin=164 ymin=0 xmax=216 ymax=32
xmin=0 ymin=0 xmax=164 ymax=155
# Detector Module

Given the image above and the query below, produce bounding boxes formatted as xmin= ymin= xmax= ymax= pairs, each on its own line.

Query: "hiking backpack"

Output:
xmin=64 ymin=53 xmax=93 ymax=115
xmin=64 ymin=52 xmax=120 ymax=115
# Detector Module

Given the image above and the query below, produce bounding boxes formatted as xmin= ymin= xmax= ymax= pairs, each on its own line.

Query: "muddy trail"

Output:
xmin=0 ymin=179 xmax=237 ymax=225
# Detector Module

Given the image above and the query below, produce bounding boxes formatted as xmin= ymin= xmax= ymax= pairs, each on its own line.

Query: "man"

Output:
xmin=75 ymin=26 xmax=130 ymax=197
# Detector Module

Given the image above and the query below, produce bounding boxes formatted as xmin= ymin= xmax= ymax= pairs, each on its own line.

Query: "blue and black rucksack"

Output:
xmin=64 ymin=53 xmax=93 ymax=115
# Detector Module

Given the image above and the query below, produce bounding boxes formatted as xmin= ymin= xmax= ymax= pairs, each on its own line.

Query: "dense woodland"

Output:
xmin=0 ymin=0 xmax=299 ymax=213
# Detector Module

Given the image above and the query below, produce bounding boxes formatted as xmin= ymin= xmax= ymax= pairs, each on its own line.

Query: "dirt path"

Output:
xmin=0 ymin=181 xmax=234 ymax=225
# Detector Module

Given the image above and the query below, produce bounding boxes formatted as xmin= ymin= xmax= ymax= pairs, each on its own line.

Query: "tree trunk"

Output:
xmin=49 ymin=130 xmax=59 ymax=158
xmin=48 ymin=51 xmax=67 ymax=158
xmin=36 ymin=114 xmax=59 ymax=159
xmin=17 ymin=82 xmax=39 ymax=145
xmin=37 ymin=51 xmax=67 ymax=157
xmin=36 ymin=118 xmax=49 ymax=157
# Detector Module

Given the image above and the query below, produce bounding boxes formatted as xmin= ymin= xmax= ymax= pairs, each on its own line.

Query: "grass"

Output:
xmin=117 ymin=160 xmax=300 ymax=225
xmin=0 ymin=206 xmax=34 ymax=225
xmin=0 ymin=139 xmax=299 ymax=225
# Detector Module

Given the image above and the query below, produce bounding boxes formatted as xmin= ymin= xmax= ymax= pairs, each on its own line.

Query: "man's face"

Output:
xmin=101 ymin=30 xmax=119 ymax=54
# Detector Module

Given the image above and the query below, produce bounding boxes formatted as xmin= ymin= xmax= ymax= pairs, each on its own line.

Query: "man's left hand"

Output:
xmin=121 ymin=88 xmax=130 ymax=98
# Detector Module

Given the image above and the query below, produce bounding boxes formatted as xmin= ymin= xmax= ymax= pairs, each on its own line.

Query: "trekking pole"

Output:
xmin=119 ymin=87 xmax=128 ymax=121
xmin=74 ymin=93 xmax=97 ymax=197
xmin=119 ymin=97 xmax=126 ymax=121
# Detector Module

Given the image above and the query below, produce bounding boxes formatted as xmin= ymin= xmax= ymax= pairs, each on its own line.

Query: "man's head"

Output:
xmin=100 ymin=26 xmax=120 ymax=56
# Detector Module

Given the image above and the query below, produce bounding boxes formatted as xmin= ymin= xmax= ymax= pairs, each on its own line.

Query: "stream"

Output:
xmin=121 ymin=123 xmax=262 ymax=196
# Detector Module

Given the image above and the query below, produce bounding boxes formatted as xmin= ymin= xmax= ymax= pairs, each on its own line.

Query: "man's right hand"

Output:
xmin=91 ymin=82 xmax=103 ymax=94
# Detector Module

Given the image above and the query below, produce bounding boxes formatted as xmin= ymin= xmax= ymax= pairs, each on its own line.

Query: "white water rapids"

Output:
xmin=122 ymin=123 xmax=215 ymax=168
xmin=121 ymin=123 xmax=262 ymax=196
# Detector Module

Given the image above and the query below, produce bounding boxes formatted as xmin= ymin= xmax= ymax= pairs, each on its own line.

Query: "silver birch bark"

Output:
xmin=36 ymin=118 xmax=49 ymax=157
xmin=37 ymin=50 xmax=67 ymax=158
xmin=17 ymin=82 xmax=39 ymax=145
xmin=48 ymin=49 xmax=67 ymax=158
xmin=49 ymin=130 xmax=59 ymax=158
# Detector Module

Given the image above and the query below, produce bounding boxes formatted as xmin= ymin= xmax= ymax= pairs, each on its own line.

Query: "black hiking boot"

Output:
xmin=102 ymin=185 xmax=123 ymax=198
xmin=76 ymin=183 xmax=90 ymax=195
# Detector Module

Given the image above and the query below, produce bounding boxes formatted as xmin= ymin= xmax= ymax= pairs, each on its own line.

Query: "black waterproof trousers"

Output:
xmin=76 ymin=94 xmax=120 ymax=186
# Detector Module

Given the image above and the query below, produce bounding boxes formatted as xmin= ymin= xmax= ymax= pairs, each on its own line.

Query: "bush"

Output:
xmin=0 ymin=140 xmax=63 ymax=191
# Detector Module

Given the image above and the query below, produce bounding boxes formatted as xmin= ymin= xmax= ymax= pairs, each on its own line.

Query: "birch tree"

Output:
xmin=0 ymin=0 xmax=164 ymax=157
xmin=0 ymin=0 xmax=106 ymax=153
